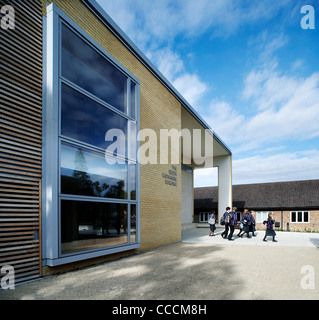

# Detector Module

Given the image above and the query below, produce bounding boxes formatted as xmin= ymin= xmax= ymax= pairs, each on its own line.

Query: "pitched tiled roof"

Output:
xmin=194 ymin=179 xmax=319 ymax=210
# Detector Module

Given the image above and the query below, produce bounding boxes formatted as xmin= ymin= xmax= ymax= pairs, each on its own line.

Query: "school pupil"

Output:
xmin=248 ymin=210 xmax=256 ymax=237
xmin=237 ymin=208 xmax=248 ymax=237
xmin=227 ymin=207 xmax=237 ymax=241
xmin=208 ymin=210 xmax=216 ymax=236
xmin=263 ymin=213 xmax=277 ymax=242
xmin=221 ymin=207 xmax=231 ymax=239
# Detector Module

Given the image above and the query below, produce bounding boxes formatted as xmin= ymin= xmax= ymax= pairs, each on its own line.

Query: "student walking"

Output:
xmin=263 ymin=213 xmax=277 ymax=242
xmin=238 ymin=209 xmax=250 ymax=237
xmin=228 ymin=207 xmax=237 ymax=241
xmin=208 ymin=210 xmax=216 ymax=236
xmin=237 ymin=208 xmax=248 ymax=237
xmin=221 ymin=207 xmax=231 ymax=239
xmin=248 ymin=210 xmax=256 ymax=237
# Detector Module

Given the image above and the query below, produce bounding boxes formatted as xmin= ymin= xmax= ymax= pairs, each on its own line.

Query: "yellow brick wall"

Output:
xmin=42 ymin=0 xmax=182 ymax=255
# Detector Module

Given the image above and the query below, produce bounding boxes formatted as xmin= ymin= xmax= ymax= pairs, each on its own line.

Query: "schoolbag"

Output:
xmin=221 ymin=212 xmax=230 ymax=225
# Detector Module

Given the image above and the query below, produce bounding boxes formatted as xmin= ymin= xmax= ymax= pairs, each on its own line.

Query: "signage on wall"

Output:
xmin=162 ymin=165 xmax=177 ymax=187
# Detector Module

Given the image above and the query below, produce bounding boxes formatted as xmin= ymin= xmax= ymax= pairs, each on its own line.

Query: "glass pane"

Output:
xmin=304 ymin=212 xmax=309 ymax=222
xmin=298 ymin=211 xmax=303 ymax=222
xmin=61 ymin=143 xmax=127 ymax=199
xmin=61 ymin=84 xmax=127 ymax=155
xmin=130 ymin=82 xmax=136 ymax=119
xmin=61 ymin=200 xmax=128 ymax=255
xmin=128 ymin=121 xmax=137 ymax=161
xmin=129 ymin=163 xmax=136 ymax=200
xmin=130 ymin=204 xmax=136 ymax=243
xmin=291 ymin=212 xmax=296 ymax=222
xmin=62 ymin=24 xmax=127 ymax=113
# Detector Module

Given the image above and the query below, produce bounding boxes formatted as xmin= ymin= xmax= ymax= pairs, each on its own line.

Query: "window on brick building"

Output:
xmin=256 ymin=212 xmax=272 ymax=223
xmin=199 ymin=212 xmax=209 ymax=222
xmin=291 ymin=211 xmax=309 ymax=223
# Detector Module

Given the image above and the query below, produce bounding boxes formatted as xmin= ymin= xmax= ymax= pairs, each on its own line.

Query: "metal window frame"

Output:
xmin=43 ymin=3 xmax=140 ymax=267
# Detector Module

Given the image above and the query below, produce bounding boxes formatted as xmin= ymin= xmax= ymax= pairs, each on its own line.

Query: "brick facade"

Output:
xmin=195 ymin=181 xmax=319 ymax=233
xmin=253 ymin=210 xmax=319 ymax=232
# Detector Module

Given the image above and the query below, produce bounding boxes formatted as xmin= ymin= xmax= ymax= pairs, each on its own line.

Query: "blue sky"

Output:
xmin=96 ymin=0 xmax=319 ymax=186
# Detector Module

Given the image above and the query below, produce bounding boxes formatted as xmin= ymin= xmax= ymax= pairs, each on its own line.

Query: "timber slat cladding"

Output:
xmin=0 ymin=0 xmax=42 ymax=284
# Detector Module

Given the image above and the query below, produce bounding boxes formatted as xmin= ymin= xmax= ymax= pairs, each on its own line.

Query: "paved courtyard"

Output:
xmin=1 ymin=227 xmax=319 ymax=300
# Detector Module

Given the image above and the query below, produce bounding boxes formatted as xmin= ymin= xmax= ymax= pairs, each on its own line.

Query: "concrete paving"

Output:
xmin=1 ymin=228 xmax=319 ymax=300
xmin=184 ymin=226 xmax=319 ymax=247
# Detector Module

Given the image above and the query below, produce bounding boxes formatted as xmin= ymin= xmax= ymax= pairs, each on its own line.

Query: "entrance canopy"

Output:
xmin=181 ymin=107 xmax=232 ymax=217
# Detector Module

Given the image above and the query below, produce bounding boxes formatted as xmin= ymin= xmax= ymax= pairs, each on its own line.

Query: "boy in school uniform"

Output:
xmin=221 ymin=207 xmax=231 ymax=239
xmin=228 ymin=207 xmax=237 ymax=241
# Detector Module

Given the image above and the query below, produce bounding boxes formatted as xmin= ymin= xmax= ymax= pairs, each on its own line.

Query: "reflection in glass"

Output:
xmin=130 ymin=82 xmax=136 ymax=119
xmin=129 ymin=164 xmax=136 ymax=200
xmin=61 ymin=200 xmax=128 ymax=254
xmin=61 ymin=23 xmax=127 ymax=113
xmin=61 ymin=143 xmax=127 ymax=199
xmin=128 ymin=121 xmax=137 ymax=161
xmin=130 ymin=204 xmax=136 ymax=243
xmin=61 ymin=84 xmax=127 ymax=154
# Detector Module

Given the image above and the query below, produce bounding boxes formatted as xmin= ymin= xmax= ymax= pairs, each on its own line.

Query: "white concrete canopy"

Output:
xmin=181 ymin=107 xmax=232 ymax=224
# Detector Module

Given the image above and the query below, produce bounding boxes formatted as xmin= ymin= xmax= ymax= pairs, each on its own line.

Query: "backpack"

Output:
xmin=221 ymin=212 xmax=230 ymax=225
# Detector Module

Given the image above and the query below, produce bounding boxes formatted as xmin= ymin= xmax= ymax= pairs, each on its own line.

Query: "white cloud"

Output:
xmin=232 ymin=150 xmax=319 ymax=185
xmin=97 ymin=0 xmax=294 ymax=46
xmin=146 ymin=48 xmax=184 ymax=83
xmin=145 ymin=47 xmax=208 ymax=108
xmin=172 ymin=74 xmax=207 ymax=107
xmin=204 ymin=61 xmax=319 ymax=153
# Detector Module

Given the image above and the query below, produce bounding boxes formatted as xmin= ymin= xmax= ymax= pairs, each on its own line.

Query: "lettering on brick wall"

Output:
xmin=163 ymin=165 xmax=177 ymax=186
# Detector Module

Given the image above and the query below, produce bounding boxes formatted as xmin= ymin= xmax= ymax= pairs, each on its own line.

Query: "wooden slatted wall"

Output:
xmin=0 ymin=0 xmax=42 ymax=284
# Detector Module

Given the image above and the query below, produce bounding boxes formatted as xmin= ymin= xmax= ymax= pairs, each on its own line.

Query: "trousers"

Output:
xmin=221 ymin=223 xmax=229 ymax=238
xmin=228 ymin=225 xmax=234 ymax=239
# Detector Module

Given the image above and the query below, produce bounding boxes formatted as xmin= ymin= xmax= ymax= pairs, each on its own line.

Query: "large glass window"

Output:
xmin=58 ymin=21 xmax=139 ymax=257
xmin=61 ymin=84 xmax=128 ymax=154
xmin=61 ymin=24 xmax=128 ymax=114
xmin=61 ymin=200 xmax=128 ymax=255
xmin=61 ymin=142 xmax=127 ymax=199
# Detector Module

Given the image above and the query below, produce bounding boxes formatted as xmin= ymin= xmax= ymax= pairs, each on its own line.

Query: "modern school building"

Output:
xmin=0 ymin=0 xmax=232 ymax=283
